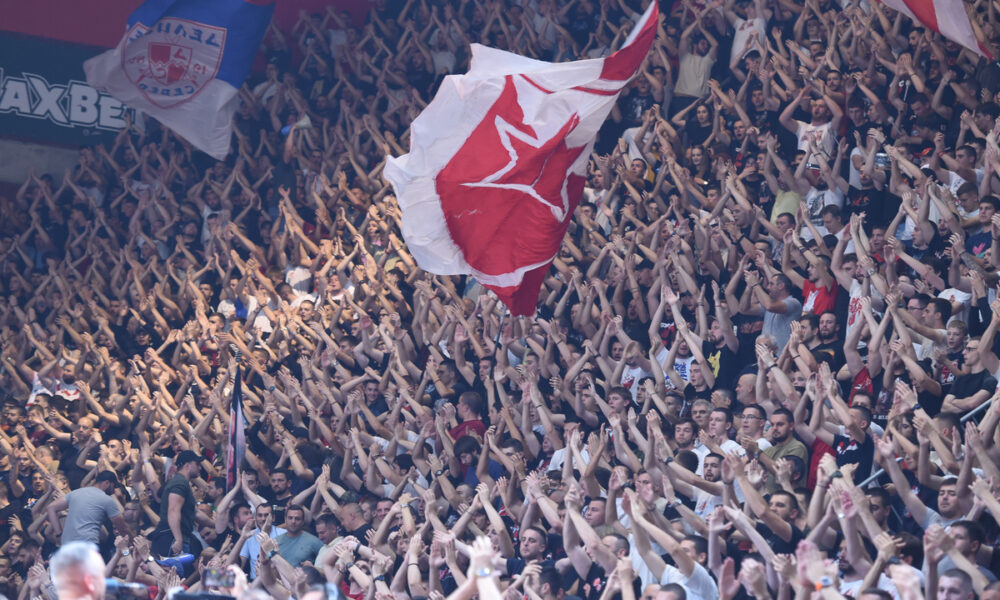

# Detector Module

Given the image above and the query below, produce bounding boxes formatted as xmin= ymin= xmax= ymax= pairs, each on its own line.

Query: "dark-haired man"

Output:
xmin=760 ymin=409 xmax=807 ymax=491
xmin=153 ymin=450 xmax=202 ymax=556
xmin=966 ymin=196 xmax=1000 ymax=259
xmin=745 ymin=271 xmax=802 ymax=351
xmin=813 ymin=378 xmax=875 ymax=481
xmin=46 ymin=470 xmax=129 ymax=545
xmin=942 ymin=338 xmax=997 ymax=412
xmin=276 ymin=505 xmax=324 ymax=567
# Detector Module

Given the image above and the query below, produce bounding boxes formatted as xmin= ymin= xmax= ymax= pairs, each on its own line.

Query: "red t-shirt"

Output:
xmin=801 ymin=279 xmax=837 ymax=315
xmin=807 ymin=438 xmax=835 ymax=491
xmin=449 ymin=419 xmax=486 ymax=441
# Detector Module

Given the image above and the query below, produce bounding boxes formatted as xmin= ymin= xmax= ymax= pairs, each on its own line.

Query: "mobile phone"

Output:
xmin=205 ymin=567 xmax=235 ymax=588
xmin=875 ymin=152 xmax=890 ymax=167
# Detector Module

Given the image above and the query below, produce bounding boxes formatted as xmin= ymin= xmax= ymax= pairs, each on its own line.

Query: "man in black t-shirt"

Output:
xmin=812 ymin=371 xmax=875 ymax=482
xmin=942 ymin=338 xmax=998 ymax=412
xmin=728 ymin=455 xmax=804 ymax=554
xmin=207 ymin=503 xmax=253 ymax=552
xmin=153 ymin=450 xmax=201 ymax=558
xmin=812 ymin=311 xmax=846 ymax=372
xmin=701 ymin=307 xmax=740 ymax=391
xmin=261 ymin=469 xmax=294 ymax=526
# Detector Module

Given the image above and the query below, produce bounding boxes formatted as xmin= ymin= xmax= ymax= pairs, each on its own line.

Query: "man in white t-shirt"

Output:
xmin=672 ymin=9 xmax=718 ymax=108
xmin=780 ymin=85 xmax=843 ymax=167
xmin=725 ymin=0 xmax=768 ymax=64
xmin=625 ymin=490 xmax=720 ymax=600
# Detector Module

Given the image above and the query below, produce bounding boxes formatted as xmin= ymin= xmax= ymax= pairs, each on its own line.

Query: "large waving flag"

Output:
xmin=879 ymin=0 xmax=991 ymax=57
xmin=385 ymin=2 xmax=658 ymax=316
xmin=84 ymin=0 xmax=274 ymax=159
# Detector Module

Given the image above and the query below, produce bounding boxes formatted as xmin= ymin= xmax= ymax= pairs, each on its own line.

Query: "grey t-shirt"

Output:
xmin=763 ymin=296 xmax=803 ymax=351
xmin=63 ymin=486 xmax=122 ymax=544
xmin=277 ymin=531 xmax=324 ymax=567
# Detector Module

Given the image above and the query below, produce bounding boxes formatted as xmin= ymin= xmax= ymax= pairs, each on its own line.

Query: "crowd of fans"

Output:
xmin=3 ymin=0 xmax=1000 ymax=598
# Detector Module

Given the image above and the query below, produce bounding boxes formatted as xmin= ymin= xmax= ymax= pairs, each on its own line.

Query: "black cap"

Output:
xmin=95 ymin=470 xmax=119 ymax=485
xmin=290 ymin=426 xmax=310 ymax=439
xmin=175 ymin=450 xmax=201 ymax=467
xmin=636 ymin=258 xmax=656 ymax=271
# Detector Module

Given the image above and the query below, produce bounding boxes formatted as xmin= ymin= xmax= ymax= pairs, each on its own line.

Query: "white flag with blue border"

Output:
xmin=84 ymin=0 xmax=274 ymax=159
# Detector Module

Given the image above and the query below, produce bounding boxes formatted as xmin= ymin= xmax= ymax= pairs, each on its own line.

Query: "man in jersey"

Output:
xmin=561 ymin=483 xmax=632 ymax=600
xmin=724 ymin=0 xmax=768 ymax=67
xmin=965 ymin=196 xmax=1000 ymax=260
xmin=781 ymin=229 xmax=838 ymax=316
xmin=931 ymin=135 xmax=981 ymax=195
xmin=811 ymin=368 xmax=875 ymax=481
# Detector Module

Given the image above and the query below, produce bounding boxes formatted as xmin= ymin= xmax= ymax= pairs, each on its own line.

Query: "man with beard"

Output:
xmin=262 ymin=469 xmax=294 ymax=525
xmin=760 ymin=409 xmax=807 ymax=492
xmin=240 ymin=503 xmax=286 ymax=580
xmin=812 ymin=311 xmax=846 ymax=371
xmin=57 ymin=416 xmax=100 ymax=490
xmin=667 ymin=452 xmax=732 ymax=520
xmin=46 ymin=470 xmax=129 ymax=545
xmin=780 ymin=84 xmax=843 ymax=168
xmin=276 ymin=505 xmax=324 ymax=567
xmin=692 ymin=292 xmax=740 ymax=391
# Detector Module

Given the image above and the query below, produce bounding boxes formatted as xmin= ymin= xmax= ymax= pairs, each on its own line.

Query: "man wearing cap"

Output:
xmin=45 ymin=470 xmax=129 ymax=545
xmin=153 ymin=450 xmax=202 ymax=556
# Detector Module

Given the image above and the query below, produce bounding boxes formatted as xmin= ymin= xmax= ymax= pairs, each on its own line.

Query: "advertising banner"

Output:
xmin=0 ymin=35 xmax=130 ymax=146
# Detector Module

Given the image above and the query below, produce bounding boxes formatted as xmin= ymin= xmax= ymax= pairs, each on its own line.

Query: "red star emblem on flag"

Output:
xmin=436 ymin=75 xmax=587 ymax=306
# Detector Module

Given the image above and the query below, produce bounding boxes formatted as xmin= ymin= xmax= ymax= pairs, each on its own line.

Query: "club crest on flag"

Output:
xmin=149 ymin=43 xmax=191 ymax=85
xmin=121 ymin=19 xmax=225 ymax=108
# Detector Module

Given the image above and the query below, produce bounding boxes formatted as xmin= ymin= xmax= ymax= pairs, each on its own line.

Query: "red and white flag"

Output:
xmin=879 ymin=0 xmax=991 ymax=57
xmin=385 ymin=2 xmax=658 ymax=315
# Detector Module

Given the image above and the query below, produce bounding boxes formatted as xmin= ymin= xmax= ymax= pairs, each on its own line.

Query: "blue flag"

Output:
xmin=84 ymin=0 xmax=274 ymax=159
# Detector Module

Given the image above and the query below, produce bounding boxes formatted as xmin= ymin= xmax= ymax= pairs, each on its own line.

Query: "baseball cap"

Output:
xmin=175 ymin=450 xmax=201 ymax=467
